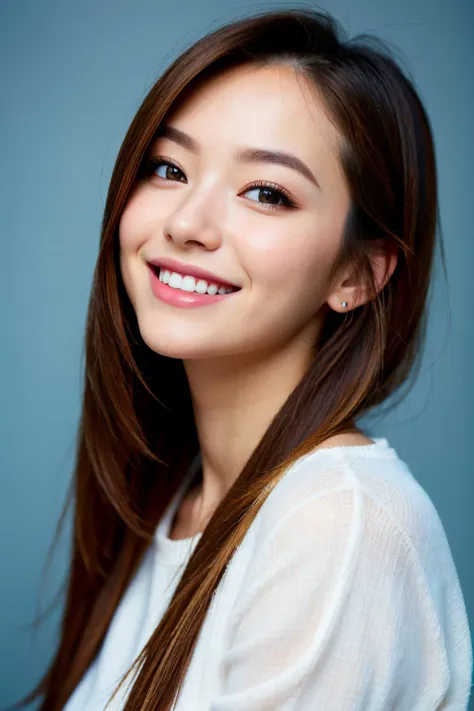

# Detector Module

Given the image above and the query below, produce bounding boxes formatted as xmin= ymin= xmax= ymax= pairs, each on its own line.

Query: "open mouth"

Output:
xmin=150 ymin=264 xmax=241 ymax=294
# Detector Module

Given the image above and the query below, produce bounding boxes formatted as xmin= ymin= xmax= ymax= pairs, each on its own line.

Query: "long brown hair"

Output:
xmin=12 ymin=7 xmax=443 ymax=711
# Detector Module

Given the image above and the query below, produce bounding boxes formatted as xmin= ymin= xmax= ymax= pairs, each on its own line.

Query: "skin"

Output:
xmin=119 ymin=63 xmax=397 ymax=538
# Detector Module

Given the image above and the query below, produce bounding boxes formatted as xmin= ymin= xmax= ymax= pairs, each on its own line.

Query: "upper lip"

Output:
xmin=147 ymin=257 xmax=240 ymax=290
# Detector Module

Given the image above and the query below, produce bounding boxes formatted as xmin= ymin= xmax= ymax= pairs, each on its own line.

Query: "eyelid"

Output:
xmin=147 ymin=155 xmax=299 ymax=210
xmin=241 ymin=178 xmax=295 ymax=205
xmin=150 ymin=154 xmax=184 ymax=173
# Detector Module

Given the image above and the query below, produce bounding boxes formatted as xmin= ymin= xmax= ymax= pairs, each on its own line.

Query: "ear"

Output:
xmin=327 ymin=242 xmax=398 ymax=313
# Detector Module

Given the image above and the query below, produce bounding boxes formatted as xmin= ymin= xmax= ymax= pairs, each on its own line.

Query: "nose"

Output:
xmin=162 ymin=183 xmax=223 ymax=250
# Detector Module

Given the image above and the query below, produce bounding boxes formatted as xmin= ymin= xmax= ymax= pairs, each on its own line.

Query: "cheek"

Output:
xmin=118 ymin=200 xmax=143 ymax=254
xmin=246 ymin=224 xmax=334 ymax=298
xmin=117 ymin=200 xmax=148 ymax=304
xmin=118 ymin=183 xmax=163 ymax=254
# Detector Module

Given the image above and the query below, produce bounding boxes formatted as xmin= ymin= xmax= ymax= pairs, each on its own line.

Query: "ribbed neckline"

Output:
xmin=153 ymin=436 xmax=394 ymax=566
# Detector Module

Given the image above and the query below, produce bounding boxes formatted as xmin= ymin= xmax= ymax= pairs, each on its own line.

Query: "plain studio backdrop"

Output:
xmin=0 ymin=0 xmax=472 ymax=707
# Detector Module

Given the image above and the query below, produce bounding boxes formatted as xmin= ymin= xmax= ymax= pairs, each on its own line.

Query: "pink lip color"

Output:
xmin=148 ymin=265 xmax=238 ymax=308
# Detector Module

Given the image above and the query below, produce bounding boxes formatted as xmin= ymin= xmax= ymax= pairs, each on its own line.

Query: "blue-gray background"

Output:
xmin=1 ymin=0 xmax=472 ymax=707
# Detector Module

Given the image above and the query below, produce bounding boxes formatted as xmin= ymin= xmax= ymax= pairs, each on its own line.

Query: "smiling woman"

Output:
xmin=119 ymin=60 xmax=356 ymax=365
xmin=14 ymin=7 xmax=472 ymax=711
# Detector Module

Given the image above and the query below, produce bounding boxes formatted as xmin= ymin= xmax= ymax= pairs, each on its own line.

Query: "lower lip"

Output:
xmin=148 ymin=266 xmax=239 ymax=308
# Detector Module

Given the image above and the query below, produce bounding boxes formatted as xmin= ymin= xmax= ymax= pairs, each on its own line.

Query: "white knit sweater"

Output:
xmin=64 ymin=438 xmax=473 ymax=710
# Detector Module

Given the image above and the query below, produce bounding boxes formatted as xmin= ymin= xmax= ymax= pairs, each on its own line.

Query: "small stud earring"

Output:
xmin=341 ymin=301 xmax=348 ymax=308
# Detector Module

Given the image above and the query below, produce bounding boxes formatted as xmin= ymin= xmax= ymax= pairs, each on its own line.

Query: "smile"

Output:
xmin=153 ymin=266 xmax=237 ymax=295
xmin=148 ymin=265 xmax=240 ymax=308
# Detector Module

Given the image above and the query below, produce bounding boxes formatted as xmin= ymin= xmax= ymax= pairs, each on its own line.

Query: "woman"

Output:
xmin=15 ymin=7 xmax=472 ymax=711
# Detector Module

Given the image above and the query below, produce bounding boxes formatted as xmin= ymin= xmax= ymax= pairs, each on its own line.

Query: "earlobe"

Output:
xmin=328 ymin=244 xmax=398 ymax=313
xmin=327 ymin=293 xmax=355 ymax=313
xmin=327 ymin=263 xmax=364 ymax=313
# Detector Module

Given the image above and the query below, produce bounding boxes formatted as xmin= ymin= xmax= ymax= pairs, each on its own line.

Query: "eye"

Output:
xmin=241 ymin=181 xmax=297 ymax=212
xmin=147 ymin=157 xmax=186 ymax=182
xmin=144 ymin=156 xmax=298 ymax=212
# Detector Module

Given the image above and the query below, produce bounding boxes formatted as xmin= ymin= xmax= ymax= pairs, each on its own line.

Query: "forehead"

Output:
xmin=161 ymin=63 xmax=342 ymax=161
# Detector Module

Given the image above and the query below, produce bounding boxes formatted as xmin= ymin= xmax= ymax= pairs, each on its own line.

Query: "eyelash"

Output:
xmin=144 ymin=156 xmax=298 ymax=212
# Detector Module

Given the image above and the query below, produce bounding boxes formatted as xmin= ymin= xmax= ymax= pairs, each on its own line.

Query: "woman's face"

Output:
xmin=119 ymin=63 xmax=351 ymax=362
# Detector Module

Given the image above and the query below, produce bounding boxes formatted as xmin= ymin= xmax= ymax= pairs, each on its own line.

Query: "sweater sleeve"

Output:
xmin=209 ymin=485 xmax=455 ymax=711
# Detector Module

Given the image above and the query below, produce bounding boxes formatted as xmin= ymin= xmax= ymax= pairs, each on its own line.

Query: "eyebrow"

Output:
xmin=152 ymin=124 xmax=321 ymax=190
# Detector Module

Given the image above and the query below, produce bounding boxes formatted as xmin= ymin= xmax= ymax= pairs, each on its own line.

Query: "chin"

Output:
xmin=137 ymin=329 xmax=221 ymax=361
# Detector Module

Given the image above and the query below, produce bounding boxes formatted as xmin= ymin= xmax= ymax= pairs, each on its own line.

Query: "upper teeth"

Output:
xmin=159 ymin=269 xmax=234 ymax=295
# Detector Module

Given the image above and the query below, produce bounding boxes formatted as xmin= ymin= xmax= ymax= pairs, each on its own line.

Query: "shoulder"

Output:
xmin=229 ymin=444 xmax=471 ymax=654
xmin=217 ymin=444 xmax=472 ymax=711
xmin=247 ymin=441 xmax=460 ymax=593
